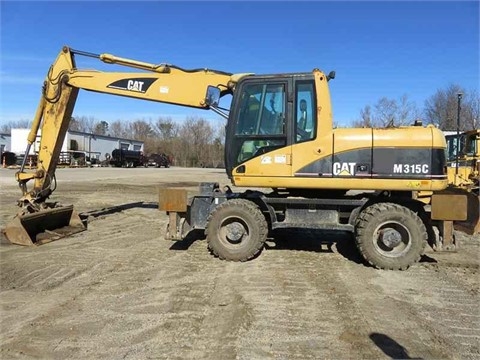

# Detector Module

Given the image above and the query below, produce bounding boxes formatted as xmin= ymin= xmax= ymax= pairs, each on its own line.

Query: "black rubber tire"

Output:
xmin=355 ymin=202 xmax=427 ymax=270
xmin=206 ymin=199 xmax=268 ymax=261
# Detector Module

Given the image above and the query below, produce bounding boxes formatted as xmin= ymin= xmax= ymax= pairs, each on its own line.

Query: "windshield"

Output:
xmin=235 ymin=83 xmax=285 ymax=135
xmin=232 ymin=82 xmax=287 ymax=166
xmin=464 ymin=133 xmax=478 ymax=156
xmin=445 ymin=134 xmax=466 ymax=161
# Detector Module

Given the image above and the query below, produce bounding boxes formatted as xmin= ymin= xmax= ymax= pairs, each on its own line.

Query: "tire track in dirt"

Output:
xmin=224 ymin=249 xmax=374 ymax=360
xmin=0 ymin=211 xmax=155 ymax=293
xmin=2 ymin=201 xmax=225 ymax=359
xmin=416 ymin=265 xmax=480 ymax=360
xmin=370 ymin=264 xmax=479 ymax=359
xmin=0 ymin=208 xmax=175 ymax=358
xmin=58 ymin=241 xmax=217 ymax=359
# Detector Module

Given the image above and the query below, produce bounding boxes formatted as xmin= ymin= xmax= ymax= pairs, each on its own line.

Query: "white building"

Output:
xmin=10 ymin=128 xmax=144 ymax=162
xmin=67 ymin=130 xmax=144 ymax=161
xmin=0 ymin=133 xmax=11 ymax=151
xmin=0 ymin=132 xmax=11 ymax=159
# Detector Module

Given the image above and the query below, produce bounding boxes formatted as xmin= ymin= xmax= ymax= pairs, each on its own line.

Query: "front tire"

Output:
xmin=206 ymin=199 xmax=268 ymax=261
xmin=355 ymin=202 xmax=427 ymax=270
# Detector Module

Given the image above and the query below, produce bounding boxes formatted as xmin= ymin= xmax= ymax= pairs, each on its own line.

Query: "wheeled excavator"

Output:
xmin=4 ymin=46 xmax=479 ymax=270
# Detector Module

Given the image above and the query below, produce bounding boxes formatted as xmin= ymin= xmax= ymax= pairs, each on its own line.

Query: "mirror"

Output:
xmin=205 ymin=86 xmax=220 ymax=107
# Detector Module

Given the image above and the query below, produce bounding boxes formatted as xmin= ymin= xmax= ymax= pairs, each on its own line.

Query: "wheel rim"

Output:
xmin=373 ymin=221 xmax=412 ymax=258
xmin=218 ymin=216 xmax=250 ymax=248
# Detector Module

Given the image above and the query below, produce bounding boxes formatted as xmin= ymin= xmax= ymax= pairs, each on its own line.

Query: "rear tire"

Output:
xmin=206 ymin=199 xmax=267 ymax=261
xmin=355 ymin=202 xmax=427 ymax=270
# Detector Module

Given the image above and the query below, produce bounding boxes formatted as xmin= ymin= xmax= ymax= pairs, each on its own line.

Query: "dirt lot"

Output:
xmin=0 ymin=167 xmax=479 ymax=360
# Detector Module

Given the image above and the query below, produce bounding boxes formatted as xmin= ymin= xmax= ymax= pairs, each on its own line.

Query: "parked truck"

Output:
xmin=110 ymin=149 xmax=145 ymax=168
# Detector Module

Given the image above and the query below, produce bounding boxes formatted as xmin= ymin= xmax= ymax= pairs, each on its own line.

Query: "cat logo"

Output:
xmin=333 ymin=162 xmax=356 ymax=176
xmin=127 ymin=80 xmax=144 ymax=92
xmin=107 ymin=78 xmax=156 ymax=94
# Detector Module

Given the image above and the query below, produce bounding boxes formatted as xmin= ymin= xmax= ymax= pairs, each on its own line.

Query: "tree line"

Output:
xmin=1 ymin=83 xmax=478 ymax=167
xmin=69 ymin=116 xmax=225 ymax=168
xmin=353 ymin=84 xmax=479 ymax=130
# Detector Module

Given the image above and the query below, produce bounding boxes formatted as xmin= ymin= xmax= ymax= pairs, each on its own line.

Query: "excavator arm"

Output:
xmin=17 ymin=46 xmax=245 ymax=205
xmin=6 ymin=46 xmax=247 ymax=245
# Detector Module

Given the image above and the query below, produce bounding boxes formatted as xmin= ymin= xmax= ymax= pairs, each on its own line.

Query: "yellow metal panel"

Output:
xmin=331 ymin=128 xmax=372 ymax=153
xmin=431 ymin=193 xmax=468 ymax=221
xmin=158 ymin=188 xmax=188 ymax=212
xmin=239 ymin=146 xmax=293 ymax=177
xmin=233 ymin=175 xmax=447 ymax=191
xmin=290 ymin=133 xmax=332 ymax=175
xmin=373 ymin=127 xmax=433 ymax=148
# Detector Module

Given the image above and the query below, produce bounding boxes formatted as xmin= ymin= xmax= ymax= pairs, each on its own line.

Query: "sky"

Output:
xmin=0 ymin=0 xmax=478 ymax=128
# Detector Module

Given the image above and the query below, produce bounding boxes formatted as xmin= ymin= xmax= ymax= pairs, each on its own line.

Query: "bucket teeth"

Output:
xmin=4 ymin=205 xmax=86 ymax=246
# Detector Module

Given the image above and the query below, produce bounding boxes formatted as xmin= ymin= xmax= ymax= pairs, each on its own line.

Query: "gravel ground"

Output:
xmin=0 ymin=167 xmax=479 ymax=360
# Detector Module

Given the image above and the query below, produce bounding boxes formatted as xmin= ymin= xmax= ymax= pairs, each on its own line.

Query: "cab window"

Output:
xmin=235 ymin=83 xmax=285 ymax=136
xmin=295 ymin=81 xmax=316 ymax=142
xmin=234 ymin=82 xmax=286 ymax=164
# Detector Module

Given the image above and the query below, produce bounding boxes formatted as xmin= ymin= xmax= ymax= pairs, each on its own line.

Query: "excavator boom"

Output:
xmin=5 ymin=46 xmax=244 ymax=246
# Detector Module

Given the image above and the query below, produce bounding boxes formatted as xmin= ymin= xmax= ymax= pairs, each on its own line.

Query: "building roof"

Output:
xmin=67 ymin=130 xmax=144 ymax=144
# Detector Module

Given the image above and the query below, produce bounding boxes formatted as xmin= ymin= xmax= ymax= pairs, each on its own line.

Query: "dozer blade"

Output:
xmin=4 ymin=205 xmax=86 ymax=246
xmin=454 ymin=192 xmax=480 ymax=235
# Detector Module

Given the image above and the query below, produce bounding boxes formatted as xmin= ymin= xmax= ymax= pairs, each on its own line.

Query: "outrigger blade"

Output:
xmin=4 ymin=205 xmax=86 ymax=246
xmin=454 ymin=192 xmax=480 ymax=235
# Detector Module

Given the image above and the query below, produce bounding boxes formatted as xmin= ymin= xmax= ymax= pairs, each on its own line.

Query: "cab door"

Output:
xmin=226 ymin=77 xmax=292 ymax=179
xmin=290 ymin=78 xmax=330 ymax=177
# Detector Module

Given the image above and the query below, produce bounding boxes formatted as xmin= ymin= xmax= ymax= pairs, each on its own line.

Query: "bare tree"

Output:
xmin=352 ymin=105 xmax=373 ymax=128
xmin=374 ymin=97 xmax=397 ymax=127
xmin=93 ymin=120 xmax=109 ymax=135
xmin=397 ymin=94 xmax=421 ymax=125
xmin=68 ymin=117 xmax=82 ymax=131
xmin=109 ymin=120 xmax=127 ymax=138
xmin=353 ymin=95 xmax=419 ymax=128
xmin=177 ymin=117 xmax=215 ymax=167
xmin=424 ymin=84 xmax=479 ymax=131
xmin=463 ymin=89 xmax=479 ymax=130
xmin=69 ymin=115 xmax=98 ymax=133
xmin=0 ymin=119 xmax=31 ymax=133
xmin=128 ymin=119 xmax=155 ymax=141
xmin=424 ymin=84 xmax=464 ymax=130
xmin=154 ymin=117 xmax=179 ymax=140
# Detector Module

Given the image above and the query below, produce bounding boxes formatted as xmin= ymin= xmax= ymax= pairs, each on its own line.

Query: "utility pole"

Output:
xmin=456 ymin=93 xmax=463 ymax=176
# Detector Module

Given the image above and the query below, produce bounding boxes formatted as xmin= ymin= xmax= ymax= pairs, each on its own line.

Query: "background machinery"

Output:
xmin=445 ymin=129 xmax=479 ymax=194
xmin=4 ymin=46 xmax=478 ymax=270
xmin=445 ymin=129 xmax=480 ymax=234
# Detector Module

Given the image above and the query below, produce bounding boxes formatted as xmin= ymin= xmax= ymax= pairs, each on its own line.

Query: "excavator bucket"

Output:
xmin=4 ymin=205 xmax=86 ymax=246
xmin=454 ymin=192 xmax=480 ymax=235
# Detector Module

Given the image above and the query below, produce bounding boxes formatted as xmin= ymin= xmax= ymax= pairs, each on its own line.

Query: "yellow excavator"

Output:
xmin=4 ymin=46 xmax=478 ymax=270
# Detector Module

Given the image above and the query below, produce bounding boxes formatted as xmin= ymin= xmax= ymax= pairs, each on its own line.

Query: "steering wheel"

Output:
xmin=296 ymin=127 xmax=309 ymax=141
